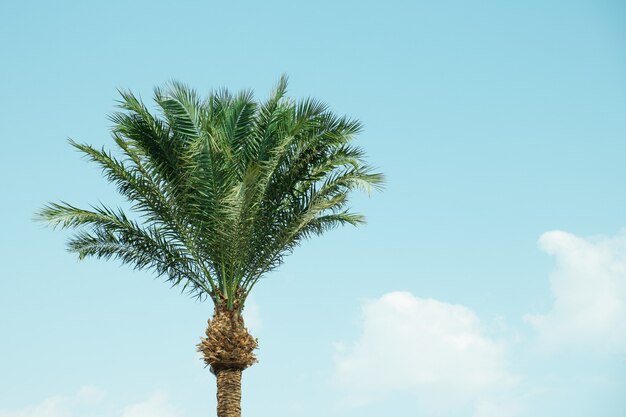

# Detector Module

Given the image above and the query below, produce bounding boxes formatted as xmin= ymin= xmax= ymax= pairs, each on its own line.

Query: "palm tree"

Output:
xmin=37 ymin=76 xmax=383 ymax=417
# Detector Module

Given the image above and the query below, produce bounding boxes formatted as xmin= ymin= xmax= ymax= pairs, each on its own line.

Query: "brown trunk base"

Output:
xmin=215 ymin=368 xmax=242 ymax=417
xmin=197 ymin=308 xmax=257 ymax=417
xmin=197 ymin=309 xmax=258 ymax=369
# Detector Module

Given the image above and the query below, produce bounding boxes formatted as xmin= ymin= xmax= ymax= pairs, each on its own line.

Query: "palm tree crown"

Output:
xmin=38 ymin=76 xmax=383 ymax=312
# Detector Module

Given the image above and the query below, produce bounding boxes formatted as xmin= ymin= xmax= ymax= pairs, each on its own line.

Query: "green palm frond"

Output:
xmin=37 ymin=77 xmax=383 ymax=310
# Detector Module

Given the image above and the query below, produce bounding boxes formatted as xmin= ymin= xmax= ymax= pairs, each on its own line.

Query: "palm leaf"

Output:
xmin=37 ymin=77 xmax=383 ymax=310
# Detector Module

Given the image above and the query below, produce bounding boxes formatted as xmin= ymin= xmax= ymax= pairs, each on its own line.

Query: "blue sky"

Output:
xmin=1 ymin=1 xmax=626 ymax=416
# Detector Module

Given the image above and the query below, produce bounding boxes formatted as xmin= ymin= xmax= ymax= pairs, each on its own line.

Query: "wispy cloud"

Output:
xmin=0 ymin=387 xmax=182 ymax=417
xmin=121 ymin=393 xmax=182 ymax=417
xmin=242 ymin=296 xmax=261 ymax=335
xmin=525 ymin=230 xmax=626 ymax=353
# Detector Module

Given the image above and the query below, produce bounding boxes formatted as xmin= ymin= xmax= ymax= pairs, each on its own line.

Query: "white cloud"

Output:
xmin=122 ymin=393 xmax=182 ymax=417
xmin=472 ymin=398 xmax=524 ymax=417
xmin=242 ymin=297 xmax=261 ymax=335
xmin=333 ymin=292 xmax=517 ymax=414
xmin=0 ymin=386 xmax=106 ymax=417
xmin=525 ymin=230 xmax=626 ymax=352
xmin=0 ymin=388 xmax=181 ymax=417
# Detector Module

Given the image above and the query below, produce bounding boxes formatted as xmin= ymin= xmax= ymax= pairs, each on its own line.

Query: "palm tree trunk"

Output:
xmin=198 ymin=307 xmax=257 ymax=417
xmin=215 ymin=367 xmax=243 ymax=417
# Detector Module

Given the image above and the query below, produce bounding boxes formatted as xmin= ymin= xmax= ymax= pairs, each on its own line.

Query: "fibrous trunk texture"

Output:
xmin=198 ymin=308 xmax=257 ymax=417
xmin=216 ymin=368 xmax=242 ymax=417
